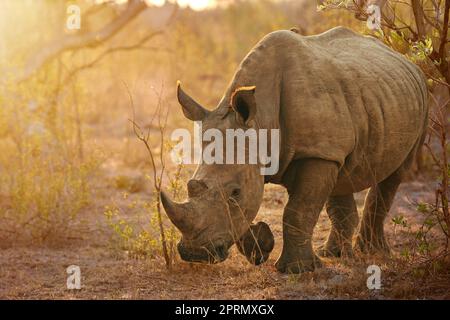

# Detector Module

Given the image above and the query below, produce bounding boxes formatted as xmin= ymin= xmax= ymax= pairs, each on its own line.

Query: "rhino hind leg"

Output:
xmin=276 ymin=159 xmax=339 ymax=274
xmin=318 ymin=194 xmax=359 ymax=258
xmin=355 ymin=170 xmax=403 ymax=254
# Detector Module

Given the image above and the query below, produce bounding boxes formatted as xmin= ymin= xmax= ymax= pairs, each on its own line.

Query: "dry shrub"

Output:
xmin=105 ymin=86 xmax=185 ymax=266
xmin=0 ymin=77 xmax=102 ymax=246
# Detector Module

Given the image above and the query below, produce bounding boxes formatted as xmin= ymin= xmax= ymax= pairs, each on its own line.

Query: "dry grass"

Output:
xmin=1 ymin=164 xmax=448 ymax=299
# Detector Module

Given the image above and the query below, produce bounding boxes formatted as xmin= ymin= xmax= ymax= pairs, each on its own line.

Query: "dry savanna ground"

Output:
xmin=1 ymin=159 xmax=448 ymax=299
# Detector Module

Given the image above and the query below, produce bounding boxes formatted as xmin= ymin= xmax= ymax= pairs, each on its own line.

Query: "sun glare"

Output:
xmin=146 ymin=0 xmax=214 ymax=11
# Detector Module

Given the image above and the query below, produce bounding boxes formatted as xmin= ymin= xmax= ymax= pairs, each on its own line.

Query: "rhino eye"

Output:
xmin=230 ymin=188 xmax=241 ymax=200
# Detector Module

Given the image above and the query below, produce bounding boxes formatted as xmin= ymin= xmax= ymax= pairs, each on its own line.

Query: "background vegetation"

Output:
xmin=0 ymin=0 xmax=448 ymax=299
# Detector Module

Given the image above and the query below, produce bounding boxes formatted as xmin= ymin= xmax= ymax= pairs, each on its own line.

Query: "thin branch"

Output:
xmin=18 ymin=0 xmax=148 ymax=82
xmin=60 ymin=30 xmax=165 ymax=88
xmin=125 ymin=81 xmax=172 ymax=268
xmin=58 ymin=4 xmax=178 ymax=92
xmin=438 ymin=0 xmax=450 ymax=64
xmin=412 ymin=0 xmax=427 ymax=39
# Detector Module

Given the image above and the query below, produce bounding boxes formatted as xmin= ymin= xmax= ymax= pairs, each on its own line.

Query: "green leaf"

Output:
xmin=417 ymin=203 xmax=429 ymax=213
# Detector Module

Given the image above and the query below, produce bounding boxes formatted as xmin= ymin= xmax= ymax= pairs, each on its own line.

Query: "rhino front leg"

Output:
xmin=276 ymin=159 xmax=339 ymax=274
xmin=356 ymin=170 xmax=403 ymax=254
xmin=318 ymin=194 xmax=359 ymax=258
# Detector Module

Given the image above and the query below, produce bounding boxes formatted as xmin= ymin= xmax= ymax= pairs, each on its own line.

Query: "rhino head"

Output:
xmin=161 ymin=83 xmax=274 ymax=265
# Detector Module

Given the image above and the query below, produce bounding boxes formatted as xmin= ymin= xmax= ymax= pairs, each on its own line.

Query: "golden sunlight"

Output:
xmin=147 ymin=0 xmax=215 ymax=11
xmin=110 ymin=0 xmax=215 ymax=10
xmin=1 ymin=0 xmax=448 ymax=303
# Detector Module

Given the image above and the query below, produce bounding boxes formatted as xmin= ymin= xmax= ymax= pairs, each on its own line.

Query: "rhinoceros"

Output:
xmin=161 ymin=26 xmax=429 ymax=273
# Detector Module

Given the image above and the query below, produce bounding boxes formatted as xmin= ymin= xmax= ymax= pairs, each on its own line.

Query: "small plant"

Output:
xmin=391 ymin=200 xmax=447 ymax=271
xmin=104 ymin=203 xmax=160 ymax=259
xmin=105 ymin=84 xmax=185 ymax=267
xmin=105 ymin=166 xmax=185 ymax=262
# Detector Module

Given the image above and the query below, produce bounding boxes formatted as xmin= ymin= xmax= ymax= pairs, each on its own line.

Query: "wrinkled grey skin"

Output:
xmin=161 ymin=27 xmax=429 ymax=273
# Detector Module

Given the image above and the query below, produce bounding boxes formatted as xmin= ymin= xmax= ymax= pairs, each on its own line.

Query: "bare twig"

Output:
xmin=412 ymin=0 xmax=427 ymax=39
xmin=438 ymin=0 xmax=450 ymax=79
xmin=56 ymin=4 xmax=178 ymax=94
xmin=124 ymin=82 xmax=172 ymax=269
xmin=60 ymin=30 xmax=165 ymax=88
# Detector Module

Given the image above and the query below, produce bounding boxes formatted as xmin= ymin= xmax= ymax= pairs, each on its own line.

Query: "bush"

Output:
xmin=0 ymin=78 xmax=101 ymax=246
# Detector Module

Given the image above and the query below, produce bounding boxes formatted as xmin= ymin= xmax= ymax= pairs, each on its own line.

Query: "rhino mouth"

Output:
xmin=177 ymin=240 xmax=232 ymax=264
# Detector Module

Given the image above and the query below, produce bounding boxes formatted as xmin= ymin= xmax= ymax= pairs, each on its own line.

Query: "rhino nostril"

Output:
xmin=215 ymin=244 xmax=228 ymax=261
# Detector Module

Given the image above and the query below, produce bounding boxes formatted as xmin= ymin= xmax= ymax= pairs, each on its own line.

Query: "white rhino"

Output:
xmin=161 ymin=27 xmax=429 ymax=273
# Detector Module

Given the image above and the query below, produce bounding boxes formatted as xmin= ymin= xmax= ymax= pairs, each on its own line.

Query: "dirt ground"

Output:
xmin=1 ymin=158 xmax=449 ymax=300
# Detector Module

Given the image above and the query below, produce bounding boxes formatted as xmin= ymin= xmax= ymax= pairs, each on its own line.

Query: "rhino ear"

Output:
xmin=177 ymin=81 xmax=210 ymax=121
xmin=231 ymin=86 xmax=257 ymax=126
xmin=236 ymin=221 xmax=274 ymax=266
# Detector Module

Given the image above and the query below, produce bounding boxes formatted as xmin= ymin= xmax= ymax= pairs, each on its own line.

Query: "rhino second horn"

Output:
xmin=160 ymin=191 xmax=192 ymax=233
xmin=187 ymin=179 xmax=208 ymax=198
xmin=177 ymin=81 xmax=210 ymax=121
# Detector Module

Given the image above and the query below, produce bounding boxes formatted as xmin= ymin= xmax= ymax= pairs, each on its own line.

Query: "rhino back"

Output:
xmin=235 ymin=28 xmax=428 ymax=190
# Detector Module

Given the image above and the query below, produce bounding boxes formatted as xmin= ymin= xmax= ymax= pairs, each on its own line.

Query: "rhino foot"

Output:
xmin=317 ymin=241 xmax=353 ymax=258
xmin=318 ymin=245 xmax=340 ymax=258
xmin=275 ymin=253 xmax=322 ymax=274
xmin=355 ymin=233 xmax=391 ymax=255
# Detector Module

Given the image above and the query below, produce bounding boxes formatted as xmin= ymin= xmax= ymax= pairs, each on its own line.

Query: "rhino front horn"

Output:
xmin=160 ymin=191 xmax=192 ymax=233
